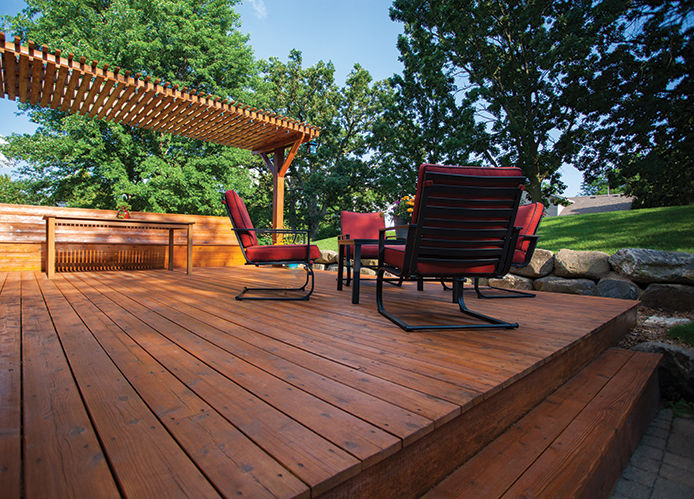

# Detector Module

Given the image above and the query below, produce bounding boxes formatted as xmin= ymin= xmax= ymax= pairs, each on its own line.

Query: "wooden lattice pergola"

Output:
xmin=0 ymin=32 xmax=319 ymax=230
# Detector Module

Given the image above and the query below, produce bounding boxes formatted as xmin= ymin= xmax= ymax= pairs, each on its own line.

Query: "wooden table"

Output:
xmin=44 ymin=216 xmax=194 ymax=278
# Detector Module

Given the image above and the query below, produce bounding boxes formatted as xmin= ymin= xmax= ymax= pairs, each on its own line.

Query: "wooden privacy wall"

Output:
xmin=0 ymin=203 xmax=244 ymax=272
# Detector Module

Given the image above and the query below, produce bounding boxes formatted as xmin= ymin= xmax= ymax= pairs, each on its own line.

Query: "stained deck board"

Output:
xmin=0 ymin=272 xmax=21 ymax=498
xmin=423 ymin=348 xmax=637 ymax=498
xmin=61 ymin=273 xmax=403 ymax=467
xmin=0 ymin=267 xmax=640 ymax=497
xmin=53 ymin=274 xmax=361 ymax=495
xmin=70 ymin=272 xmax=435 ymax=446
xmin=44 ymin=274 xmax=308 ymax=498
xmin=20 ymin=272 xmax=121 ymax=498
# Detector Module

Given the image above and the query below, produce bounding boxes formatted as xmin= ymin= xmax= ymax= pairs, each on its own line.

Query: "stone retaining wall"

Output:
xmin=315 ymin=247 xmax=694 ymax=313
xmin=492 ymin=248 xmax=694 ymax=312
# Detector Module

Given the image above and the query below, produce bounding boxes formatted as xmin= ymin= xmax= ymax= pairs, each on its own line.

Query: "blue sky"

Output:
xmin=0 ymin=0 xmax=582 ymax=194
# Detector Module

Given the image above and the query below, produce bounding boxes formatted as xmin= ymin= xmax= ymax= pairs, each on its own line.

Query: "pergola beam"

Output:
xmin=0 ymin=32 xmax=319 ymax=228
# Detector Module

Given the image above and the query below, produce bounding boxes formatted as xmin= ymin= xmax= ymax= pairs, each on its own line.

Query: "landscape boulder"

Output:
xmin=597 ymin=272 xmax=641 ymax=300
xmin=609 ymin=248 xmax=694 ymax=285
xmin=534 ymin=275 xmax=598 ymax=296
xmin=315 ymin=249 xmax=338 ymax=265
xmin=639 ymin=284 xmax=694 ymax=312
xmin=488 ymin=274 xmax=534 ymax=290
xmin=511 ymin=248 xmax=554 ymax=278
xmin=554 ymin=249 xmax=610 ymax=280
xmin=632 ymin=341 xmax=694 ymax=401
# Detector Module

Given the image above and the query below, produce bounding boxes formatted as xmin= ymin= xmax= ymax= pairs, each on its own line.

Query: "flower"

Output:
xmin=392 ymin=194 xmax=415 ymax=220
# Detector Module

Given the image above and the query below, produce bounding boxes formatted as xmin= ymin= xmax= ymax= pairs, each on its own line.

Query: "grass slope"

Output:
xmin=314 ymin=205 xmax=694 ymax=255
xmin=537 ymin=204 xmax=694 ymax=254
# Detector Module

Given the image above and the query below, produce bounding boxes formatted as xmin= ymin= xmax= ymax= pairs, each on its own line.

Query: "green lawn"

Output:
xmin=537 ymin=204 xmax=694 ymax=254
xmin=314 ymin=204 xmax=694 ymax=255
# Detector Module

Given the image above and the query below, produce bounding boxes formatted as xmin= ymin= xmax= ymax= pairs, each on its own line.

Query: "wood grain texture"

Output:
xmin=0 ymin=267 xmax=642 ymax=498
xmin=0 ymin=203 xmax=244 ymax=271
xmin=0 ymin=273 xmax=21 ymax=498
xmin=20 ymin=272 xmax=120 ymax=498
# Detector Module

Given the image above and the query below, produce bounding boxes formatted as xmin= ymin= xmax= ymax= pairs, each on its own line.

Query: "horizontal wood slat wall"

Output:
xmin=0 ymin=203 xmax=244 ymax=271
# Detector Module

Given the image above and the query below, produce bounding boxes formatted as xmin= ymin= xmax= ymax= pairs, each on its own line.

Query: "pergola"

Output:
xmin=0 ymin=32 xmax=320 ymax=230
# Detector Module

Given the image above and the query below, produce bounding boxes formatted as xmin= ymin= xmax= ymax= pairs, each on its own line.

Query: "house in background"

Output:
xmin=546 ymin=193 xmax=634 ymax=216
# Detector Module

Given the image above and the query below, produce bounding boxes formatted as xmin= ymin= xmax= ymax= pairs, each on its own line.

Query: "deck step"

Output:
xmin=424 ymin=348 xmax=662 ymax=499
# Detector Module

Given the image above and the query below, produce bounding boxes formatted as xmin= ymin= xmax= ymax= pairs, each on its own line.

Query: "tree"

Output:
xmin=258 ymin=51 xmax=384 ymax=238
xmin=1 ymin=0 xmax=261 ymax=214
xmin=389 ymin=0 xmax=625 ymax=204
xmin=576 ymin=0 xmax=694 ymax=208
xmin=370 ymin=21 xmax=486 ymax=200
xmin=0 ymin=175 xmax=38 ymax=204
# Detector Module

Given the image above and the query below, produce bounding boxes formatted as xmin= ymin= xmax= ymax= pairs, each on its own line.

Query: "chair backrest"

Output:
xmin=402 ymin=164 xmax=526 ymax=277
xmin=513 ymin=202 xmax=545 ymax=265
xmin=340 ymin=211 xmax=385 ymax=239
xmin=222 ymin=190 xmax=258 ymax=248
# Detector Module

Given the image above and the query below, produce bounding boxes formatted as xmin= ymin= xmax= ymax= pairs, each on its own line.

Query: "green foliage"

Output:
xmin=580 ymin=174 xmax=625 ymax=196
xmin=537 ymin=205 xmax=694 ymax=254
xmin=259 ymin=51 xmax=385 ymax=237
xmin=1 ymin=0 xmax=261 ymax=215
xmin=389 ymin=0 xmax=626 ymax=204
xmin=576 ymin=0 xmax=694 ymax=208
xmin=669 ymin=399 xmax=694 ymax=418
xmin=668 ymin=321 xmax=694 ymax=348
xmin=370 ymin=23 xmax=484 ymax=199
xmin=0 ymin=174 xmax=39 ymax=204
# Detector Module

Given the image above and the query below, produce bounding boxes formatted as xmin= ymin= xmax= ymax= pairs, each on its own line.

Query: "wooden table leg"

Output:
xmin=46 ymin=217 xmax=55 ymax=279
xmin=186 ymin=224 xmax=193 ymax=274
xmin=168 ymin=228 xmax=174 ymax=271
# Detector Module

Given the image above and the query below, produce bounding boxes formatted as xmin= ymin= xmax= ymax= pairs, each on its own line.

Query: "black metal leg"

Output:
xmin=337 ymin=243 xmax=345 ymax=291
xmin=352 ymin=243 xmax=362 ymax=304
xmin=346 ymin=248 xmax=352 ymax=287
xmin=236 ymin=264 xmax=315 ymax=301
xmin=376 ymin=270 xmax=518 ymax=331
xmin=473 ymin=278 xmax=537 ymax=299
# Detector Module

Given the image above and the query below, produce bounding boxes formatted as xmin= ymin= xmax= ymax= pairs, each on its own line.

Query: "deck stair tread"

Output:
xmin=423 ymin=348 xmax=662 ymax=499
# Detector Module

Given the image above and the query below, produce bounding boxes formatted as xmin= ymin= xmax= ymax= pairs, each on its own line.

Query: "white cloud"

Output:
xmin=248 ymin=0 xmax=267 ymax=19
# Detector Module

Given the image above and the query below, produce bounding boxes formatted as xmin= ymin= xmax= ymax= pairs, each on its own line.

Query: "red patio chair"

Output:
xmin=376 ymin=164 xmax=526 ymax=331
xmin=472 ymin=202 xmax=545 ymax=298
xmin=222 ymin=190 xmax=320 ymax=300
xmin=337 ymin=211 xmax=385 ymax=303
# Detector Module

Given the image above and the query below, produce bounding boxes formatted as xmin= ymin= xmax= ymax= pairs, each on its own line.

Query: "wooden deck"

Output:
xmin=0 ymin=267 xmax=639 ymax=498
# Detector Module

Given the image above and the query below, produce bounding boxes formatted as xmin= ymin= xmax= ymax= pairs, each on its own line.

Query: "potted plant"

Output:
xmin=392 ymin=194 xmax=415 ymax=239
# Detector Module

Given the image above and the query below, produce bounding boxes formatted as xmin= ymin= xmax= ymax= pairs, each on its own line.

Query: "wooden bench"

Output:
xmin=45 ymin=216 xmax=194 ymax=278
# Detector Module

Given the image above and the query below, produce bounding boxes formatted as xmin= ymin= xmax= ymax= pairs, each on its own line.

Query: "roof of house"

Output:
xmin=560 ymin=194 xmax=634 ymax=216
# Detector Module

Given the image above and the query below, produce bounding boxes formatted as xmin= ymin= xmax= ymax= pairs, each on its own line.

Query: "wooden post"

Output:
xmin=272 ymin=147 xmax=285 ymax=243
xmin=168 ymin=228 xmax=174 ymax=270
xmin=186 ymin=223 xmax=193 ymax=274
xmin=46 ymin=216 xmax=55 ymax=279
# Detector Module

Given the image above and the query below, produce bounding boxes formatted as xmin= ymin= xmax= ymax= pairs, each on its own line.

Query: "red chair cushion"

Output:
xmin=224 ymin=190 xmax=257 ymax=248
xmin=383 ymin=245 xmax=497 ymax=275
xmin=340 ymin=211 xmax=385 ymax=239
xmin=513 ymin=202 xmax=544 ymax=263
xmin=245 ymin=244 xmax=320 ymax=263
xmin=358 ymin=243 xmax=380 ymax=259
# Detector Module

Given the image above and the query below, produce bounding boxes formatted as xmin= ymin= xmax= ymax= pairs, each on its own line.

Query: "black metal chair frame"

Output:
xmin=441 ymin=212 xmax=543 ymax=299
xmin=337 ymin=234 xmax=410 ymax=304
xmin=376 ymin=171 xmax=525 ymax=331
xmin=222 ymin=193 xmax=315 ymax=301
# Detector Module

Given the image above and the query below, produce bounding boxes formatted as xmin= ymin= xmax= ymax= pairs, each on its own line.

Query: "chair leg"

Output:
xmin=376 ymin=269 xmax=519 ymax=331
xmin=236 ymin=264 xmax=315 ymax=301
xmin=473 ymin=278 xmax=536 ymax=298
